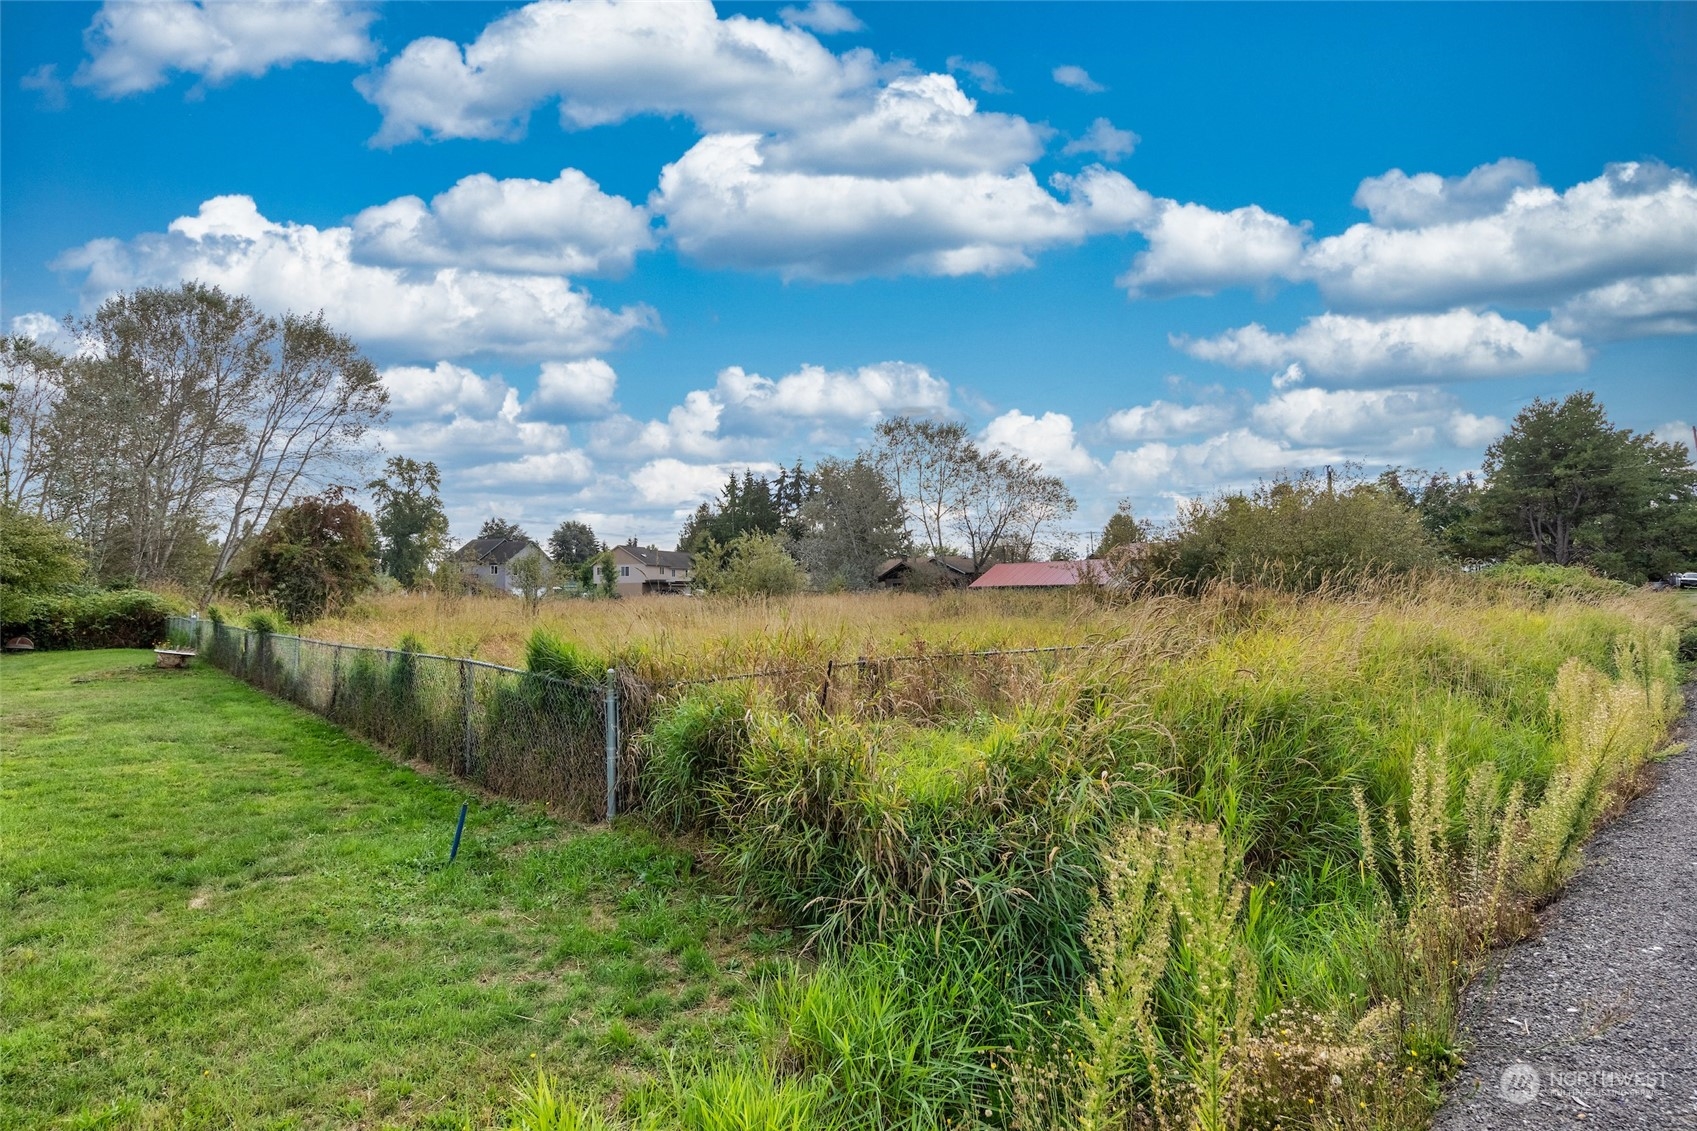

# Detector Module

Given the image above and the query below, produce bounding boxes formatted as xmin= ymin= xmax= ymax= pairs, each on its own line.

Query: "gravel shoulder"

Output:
xmin=1435 ymin=683 xmax=1697 ymax=1130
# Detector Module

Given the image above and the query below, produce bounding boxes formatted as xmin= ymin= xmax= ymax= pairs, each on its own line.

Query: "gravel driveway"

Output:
xmin=1435 ymin=684 xmax=1697 ymax=1130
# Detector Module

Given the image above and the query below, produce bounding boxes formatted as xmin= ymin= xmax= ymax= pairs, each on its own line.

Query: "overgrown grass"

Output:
xmin=306 ymin=588 xmax=1132 ymax=680
xmin=568 ymin=575 xmax=1692 ymax=1131
xmin=0 ymin=651 xmax=782 ymax=1130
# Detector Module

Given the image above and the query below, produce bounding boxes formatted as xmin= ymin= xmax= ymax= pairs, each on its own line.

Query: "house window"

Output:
xmin=490 ymin=565 xmax=497 ymax=575
xmin=620 ymin=565 xmax=629 ymax=577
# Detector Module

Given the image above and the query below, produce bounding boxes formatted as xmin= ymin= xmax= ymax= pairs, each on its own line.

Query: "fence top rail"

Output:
xmin=171 ymin=618 xmax=1104 ymax=694
xmin=173 ymin=616 xmax=609 ymax=691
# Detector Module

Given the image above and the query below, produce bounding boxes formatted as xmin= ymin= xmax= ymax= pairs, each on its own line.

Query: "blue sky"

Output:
xmin=4 ymin=1 xmax=1694 ymax=550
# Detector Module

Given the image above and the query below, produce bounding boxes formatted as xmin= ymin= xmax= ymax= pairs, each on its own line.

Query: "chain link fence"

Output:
xmin=168 ymin=616 xmax=635 ymax=821
xmin=167 ymin=616 xmax=1104 ymax=816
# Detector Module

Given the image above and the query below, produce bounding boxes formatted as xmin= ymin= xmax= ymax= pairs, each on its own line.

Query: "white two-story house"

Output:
xmin=450 ymin=536 xmax=546 ymax=594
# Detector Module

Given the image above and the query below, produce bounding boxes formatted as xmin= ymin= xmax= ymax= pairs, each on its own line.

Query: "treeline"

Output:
xmin=675 ymin=418 xmax=1078 ymax=594
xmin=6 ymin=283 xmax=1691 ymax=627
xmin=1149 ymin=392 xmax=1697 ymax=591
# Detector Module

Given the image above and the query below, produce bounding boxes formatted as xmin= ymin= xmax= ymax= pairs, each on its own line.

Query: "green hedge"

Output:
xmin=0 ymin=588 xmax=179 ymax=650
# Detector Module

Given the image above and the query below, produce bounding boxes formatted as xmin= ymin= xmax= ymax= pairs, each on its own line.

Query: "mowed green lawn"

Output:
xmin=1 ymin=651 xmax=779 ymax=1131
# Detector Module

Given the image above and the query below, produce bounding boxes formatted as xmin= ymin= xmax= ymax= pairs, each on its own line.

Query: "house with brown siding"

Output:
xmin=593 ymin=544 xmax=695 ymax=597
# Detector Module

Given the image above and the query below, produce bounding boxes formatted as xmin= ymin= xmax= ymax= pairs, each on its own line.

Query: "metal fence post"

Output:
xmin=460 ymin=659 xmax=475 ymax=778
xmin=330 ymin=644 xmax=342 ymax=711
xmin=604 ymin=668 xmax=618 ymax=822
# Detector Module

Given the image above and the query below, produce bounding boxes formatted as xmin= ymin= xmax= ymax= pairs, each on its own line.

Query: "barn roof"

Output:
xmin=968 ymin=560 xmax=1108 ymax=588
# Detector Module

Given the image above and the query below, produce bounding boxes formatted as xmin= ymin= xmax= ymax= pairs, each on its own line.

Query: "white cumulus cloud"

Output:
xmin=758 ymin=73 xmax=1047 ymax=177
xmin=533 ymin=359 xmax=620 ymax=418
xmin=350 ymin=168 xmax=654 ymax=277
xmin=1106 ymin=429 xmax=1341 ymax=493
xmin=357 ymin=0 xmax=876 ymax=144
xmin=655 ymin=137 xmax=1151 ymax=280
xmin=630 ymin=457 xmax=780 ymax=508
xmin=1176 ymin=309 xmax=1588 ymax=382
xmin=1103 ymin=399 xmax=1236 ymax=441
xmin=1119 ymin=200 xmax=1310 ymax=296
xmin=1351 ymin=157 xmax=1541 ymax=229
xmin=52 ymin=195 xmax=656 ymax=361
xmin=980 ymin=410 xmax=1099 ymax=475
xmin=1549 ymin=273 xmax=1697 ymax=341
xmin=1250 ymin=386 xmax=1503 ymax=449
xmin=716 ymin=361 xmax=951 ymax=423
xmin=382 ymin=361 xmax=513 ymax=420
xmin=1306 ymin=161 xmax=1697 ymax=310
xmin=76 ymin=0 xmax=375 ymax=97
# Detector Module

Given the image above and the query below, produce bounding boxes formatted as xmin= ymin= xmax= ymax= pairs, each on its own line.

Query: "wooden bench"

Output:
xmin=154 ymin=649 xmax=196 ymax=669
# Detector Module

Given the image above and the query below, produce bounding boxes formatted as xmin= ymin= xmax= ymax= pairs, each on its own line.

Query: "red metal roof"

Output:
xmin=968 ymin=560 xmax=1108 ymax=588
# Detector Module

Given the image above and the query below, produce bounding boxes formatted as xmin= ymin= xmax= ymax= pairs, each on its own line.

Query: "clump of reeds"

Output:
xmin=1012 ymin=820 xmax=1257 ymax=1131
xmin=1517 ymin=632 xmax=1680 ymax=898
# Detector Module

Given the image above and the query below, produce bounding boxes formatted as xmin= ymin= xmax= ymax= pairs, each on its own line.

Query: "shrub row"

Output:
xmin=0 ymin=588 xmax=178 ymax=650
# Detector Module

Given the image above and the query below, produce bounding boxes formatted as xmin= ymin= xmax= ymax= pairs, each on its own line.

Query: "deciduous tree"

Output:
xmin=11 ymin=285 xmax=386 ymax=590
xmin=548 ymin=520 xmax=600 ymax=564
xmin=0 ymin=503 xmax=84 ymax=592
xmin=222 ymin=488 xmax=377 ymax=623
xmin=367 ymin=456 xmax=449 ymax=588
xmin=1 ymin=335 xmax=63 ymax=512
xmin=1153 ymin=470 xmax=1438 ymax=591
xmin=872 ymin=416 xmax=1075 ymax=572
xmin=693 ymin=531 xmax=804 ymax=597
xmin=508 ymin=551 xmax=551 ymax=615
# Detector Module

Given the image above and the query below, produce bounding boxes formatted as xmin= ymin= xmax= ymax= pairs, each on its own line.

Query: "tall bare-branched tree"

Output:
xmin=955 ymin=449 xmax=1077 ymax=570
xmin=207 ymin=311 xmax=387 ymax=590
xmin=1 ymin=335 xmax=64 ymax=512
xmin=872 ymin=416 xmax=1076 ymax=572
xmin=14 ymin=283 xmax=387 ymax=588
xmin=872 ymin=418 xmax=970 ymax=559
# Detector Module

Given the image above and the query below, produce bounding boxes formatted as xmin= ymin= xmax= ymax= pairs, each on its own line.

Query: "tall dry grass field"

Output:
xmin=309 ymin=587 xmax=1155 ymax=677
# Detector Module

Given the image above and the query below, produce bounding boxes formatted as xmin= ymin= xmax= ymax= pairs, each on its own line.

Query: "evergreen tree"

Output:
xmin=677 ymin=470 xmax=785 ymax=552
xmin=478 ymin=517 xmax=529 ymax=541
xmin=1477 ymin=392 xmax=1697 ymax=581
xmin=1096 ymin=502 xmax=1149 ymax=556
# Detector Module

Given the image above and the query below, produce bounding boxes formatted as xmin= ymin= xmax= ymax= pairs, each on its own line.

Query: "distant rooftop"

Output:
xmin=617 ymin=544 xmax=694 ymax=570
xmin=969 ymin=560 xmax=1109 ymax=588
xmin=451 ymin=536 xmax=540 ymax=566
